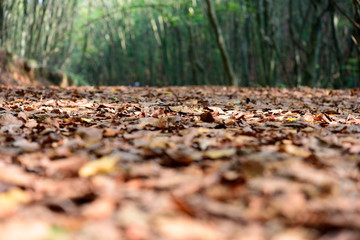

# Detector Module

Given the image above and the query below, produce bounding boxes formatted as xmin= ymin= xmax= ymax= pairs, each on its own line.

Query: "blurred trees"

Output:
xmin=0 ymin=0 xmax=77 ymax=67
xmin=0 ymin=0 xmax=358 ymax=88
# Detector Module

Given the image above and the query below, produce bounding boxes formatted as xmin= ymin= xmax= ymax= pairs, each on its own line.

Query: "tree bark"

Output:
xmin=204 ymin=0 xmax=237 ymax=86
xmin=303 ymin=0 xmax=327 ymax=87
xmin=0 ymin=0 xmax=4 ymax=44
xmin=329 ymin=4 xmax=344 ymax=88
xmin=352 ymin=0 xmax=360 ymax=87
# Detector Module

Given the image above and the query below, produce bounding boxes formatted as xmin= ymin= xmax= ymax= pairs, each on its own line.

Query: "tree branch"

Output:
xmin=332 ymin=0 xmax=360 ymax=29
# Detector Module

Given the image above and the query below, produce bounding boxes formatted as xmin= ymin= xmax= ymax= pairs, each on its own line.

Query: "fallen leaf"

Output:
xmin=81 ymin=118 xmax=94 ymax=123
xmin=153 ymin=216 xmax=225 ymax=240
xmin=169 ymin=106 xmax=191 ymax=114
xmin=25 ymin=119 xmax=38 ymax=128
xmin=13 ymin=139 xmax=40 ymax=152
xmin=76 ymin=127 xmax=103 ymax=145
xmin=138 ymin=117 xmax=167 ymax=129
xmin=200 ymin=111 xmax=215 ymax=123
xmin=0 ymin=188 xmax=31 ymax=216
xmin=103 ymin=128 xmax=118 ymax=137
xmin=280 ymin=144 xmax=311 ymax=158
xmin=46 ymin=155 xmax=89 ymax=178
xmin=0 ymin=220 xmax=51 ymax=240
xmin=204 ymin=148 xmax=236 ymax=159
xmin=0 ymin=113 xmax=23 ymax=126
xmin=81 ymin=197 xmax=116 ymax=219
xmin=165 ymin=148 xmax=202 ymax=165
xmin=79 ymin=156 xmax=120 ymax=177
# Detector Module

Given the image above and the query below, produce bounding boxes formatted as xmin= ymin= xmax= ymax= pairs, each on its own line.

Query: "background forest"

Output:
xmin=0 ymin=0 xmax=359 ymax=88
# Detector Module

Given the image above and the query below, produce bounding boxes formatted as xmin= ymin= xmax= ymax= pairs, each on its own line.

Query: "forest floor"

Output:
xmin=0 ymin=86 xmax=360 ymax=240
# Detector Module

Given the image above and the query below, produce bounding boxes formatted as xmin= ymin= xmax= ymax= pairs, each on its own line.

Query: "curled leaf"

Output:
xmin=200 ymin=111 xmax=215 ymax=123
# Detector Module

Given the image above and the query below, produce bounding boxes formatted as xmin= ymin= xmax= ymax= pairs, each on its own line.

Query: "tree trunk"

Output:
xmin=352 ymin=0 xmax=360 ymax=87
xmin=33 ymin=0 xmax=49 ymax=58
xmin=175 ymin=26 xmax=185 ymax=85
xmin=204 ymin=0 xmax=237 ymax=86
xmin=329 ymin=4 xmax=344 ymax=88
xmin=0 ymin=0 xmax=4 ymax=45
xmin=303 ymin=1 xmax=325 ymax=87
xmin=187 ymin=23 xmax=198 ymax=85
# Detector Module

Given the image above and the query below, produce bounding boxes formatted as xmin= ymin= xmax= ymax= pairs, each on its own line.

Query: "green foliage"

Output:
xmin=0 ymin=0 xmax=359 ymax=88
xmin=227 ymin=1 xmax=241 ymax=12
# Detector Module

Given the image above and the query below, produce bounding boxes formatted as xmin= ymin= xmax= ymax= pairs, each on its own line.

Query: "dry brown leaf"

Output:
xmin=153 ymin=216 xmax=225 ymax=240
xmin=76 ymin=127 xmax=103 ymax=145
xmin=0 ymin=113 xmax=23 ymax=126
xmin=169 ymin=106 xmax=191 ymax=114
xmin=81 ymin=198 xmax=116 ymax=219
xmin=280 ymin=144 xmax=311 ymax=158
xmin=0 ymin=86 xmax=359 ymax=239
xmin=200 ymin=111 xmax=215 ymax=122
xmin=13 ymin=139 xmax=40 ymax=152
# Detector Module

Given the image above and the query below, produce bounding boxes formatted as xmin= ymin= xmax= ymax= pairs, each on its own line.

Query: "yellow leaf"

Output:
xmin=185 ymin=100 xmax=198 ymax=105
xmin=223 ymin=118 xmax=236 ymax=126
xmin=204 ymin=148 xmax=236 ymax=159
xmin=286 ymin=129 xmax=297 ymax=134
xmin=81 ymin=118 xmax=94 ymax=123
xmin=286 ymin=118 xmax=298 ymax=121
xmin=301 ymin=127 xmax=314 ymax=133
xmin=197 ymin=128 xmax=210 ymax=134
xmin=282 ymin=144 xmax=311 ymax=158
xmin=169 ymin=106 xmax=190 ymax=113
xmin=0 ymin=188 xmax=31 ymax=211
xmin=62 ymin=107 xmax=78 ymax=112
xmin=79 ymin=156 xmax=119 ymax=177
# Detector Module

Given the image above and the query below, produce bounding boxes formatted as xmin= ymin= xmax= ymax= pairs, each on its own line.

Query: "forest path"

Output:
xmin=0 ymin=86 xmax=359 ymax=240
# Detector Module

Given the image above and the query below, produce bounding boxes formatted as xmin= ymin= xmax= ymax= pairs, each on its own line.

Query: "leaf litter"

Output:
xmin=0 ymin=86 xmax=360 ymax=239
